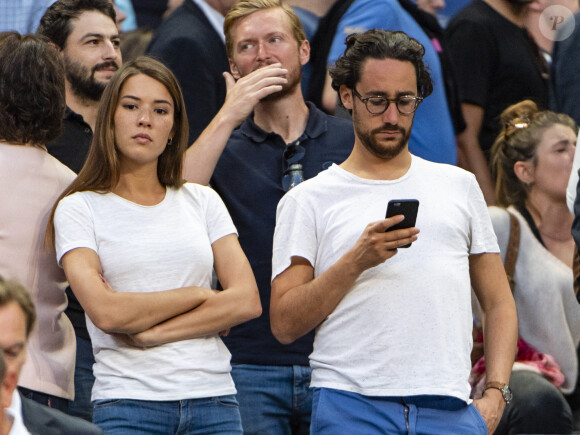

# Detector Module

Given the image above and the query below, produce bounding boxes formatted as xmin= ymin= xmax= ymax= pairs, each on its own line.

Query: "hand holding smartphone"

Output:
xmin=385 ymin=199 xmax=419 ymax=248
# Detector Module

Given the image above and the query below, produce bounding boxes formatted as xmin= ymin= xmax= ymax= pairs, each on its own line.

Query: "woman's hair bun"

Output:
xmin=500 ymin=100 xmax=538 ymax=138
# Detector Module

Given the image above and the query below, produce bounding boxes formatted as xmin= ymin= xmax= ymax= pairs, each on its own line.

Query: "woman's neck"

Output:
xmin=112 ymin=164 xmax=166 ymax=206
xmin=0 ymin=140 xmax=46 ymax=150
xmin=525 ymin=192 xmax=575 ymax=267
xmin=526 ymin=192 xmax=573 ymax=240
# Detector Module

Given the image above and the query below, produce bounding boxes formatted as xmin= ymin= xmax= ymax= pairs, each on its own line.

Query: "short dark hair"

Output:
xmin=36 ymin=0 xmax=116 ymax=49
xmin=329 ymin=29 xmax=433 ymax=101
xmin=0 ymin=32 xmax=65 ymax=145
xmin=0 ymin=277 xmax=36 ymax=338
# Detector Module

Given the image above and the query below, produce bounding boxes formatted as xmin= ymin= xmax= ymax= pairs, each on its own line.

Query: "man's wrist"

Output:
xmin=214 ymin=108 xmax=241 ymax=132
xmin=341 ymin=248 xmax=368 ymax=279
xmin=484 ymin=381 xmax=512 ymax=404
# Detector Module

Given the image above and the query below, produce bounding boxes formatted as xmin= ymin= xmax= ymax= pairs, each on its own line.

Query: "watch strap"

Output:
xmin=485 ymin=381 xmax=507 ymax=391
xmin=485 ymin=381 xmax=510 ymax=403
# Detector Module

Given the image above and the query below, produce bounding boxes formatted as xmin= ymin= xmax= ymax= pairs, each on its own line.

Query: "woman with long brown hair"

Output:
xmin=49 ymin=56 xmax=261 ymax=434
xmin=483 ymin=100 xmax=580 ymax=434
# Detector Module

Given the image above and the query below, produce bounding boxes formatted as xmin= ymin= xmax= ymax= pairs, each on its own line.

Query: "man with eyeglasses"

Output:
xmin=182 ymin=0 xmax=354 ymax=433
xmin=270 ymin=29 xmax=518 ymax=435
xmin=314 ymin=0 xmax=458 ymax=167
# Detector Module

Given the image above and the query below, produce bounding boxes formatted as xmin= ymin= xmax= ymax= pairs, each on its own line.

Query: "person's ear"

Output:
xmin=513 ymin=160 xmax=535 ymax=185
xmin=299 ymin=40 xmax=310 ymax=66
xmin=339 ymin=85 xmax=353 ymax=111
xmin=229 ymin=59 xmax=241 ymax=80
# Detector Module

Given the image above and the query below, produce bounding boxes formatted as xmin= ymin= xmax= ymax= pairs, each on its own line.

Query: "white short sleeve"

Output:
xmin=198 ymin=185 xmax=238 ymax=245
xmin=272 ymin=192 xmax=318 ymax=281
xmin=54 ymin=193 xmax=98 ymax=265
xmin=466 ymin=175 xmax=499 ymax=254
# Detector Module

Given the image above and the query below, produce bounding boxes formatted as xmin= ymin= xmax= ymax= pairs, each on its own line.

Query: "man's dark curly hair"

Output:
xmin=330 ymin=29 xmax=433 ymax=102
xmin=36 ymin=0 xmax=116 ymax=49
xmin=0 ymin=32 xmax=65 ymax=145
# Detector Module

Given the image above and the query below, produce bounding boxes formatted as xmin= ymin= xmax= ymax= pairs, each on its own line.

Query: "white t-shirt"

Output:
xmin=54 ymin=184 xmax=237 ymax=401
xmin=486 ymin=206 xmax=580 ymax=393
xmin=272 ymin=156 xmax=499 ymax=402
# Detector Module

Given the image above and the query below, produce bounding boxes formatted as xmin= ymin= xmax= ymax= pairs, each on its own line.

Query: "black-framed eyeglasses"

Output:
xmin=282 ymin=142 xmax=305 ymax=192
xmin=352 ymin=88 xmax=423 ymax=115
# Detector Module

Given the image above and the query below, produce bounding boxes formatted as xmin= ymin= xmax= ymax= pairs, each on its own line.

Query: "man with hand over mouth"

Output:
xmin=184 ymin=0 xmax=354 ymax=432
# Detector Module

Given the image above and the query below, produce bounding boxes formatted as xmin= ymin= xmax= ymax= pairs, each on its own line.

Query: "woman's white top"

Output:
xmin=55 ymin=184 xmax=237 ymax=401
xmin=488 ymin=206 xmax=580 ymax=393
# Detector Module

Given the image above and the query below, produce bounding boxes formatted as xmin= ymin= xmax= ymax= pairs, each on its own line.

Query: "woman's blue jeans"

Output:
xmin=92 ymin=395 xmax=243 ymax=434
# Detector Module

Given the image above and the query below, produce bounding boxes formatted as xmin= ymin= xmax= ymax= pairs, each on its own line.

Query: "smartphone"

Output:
xmin=385 ymin=199 xmax=419 ymax=248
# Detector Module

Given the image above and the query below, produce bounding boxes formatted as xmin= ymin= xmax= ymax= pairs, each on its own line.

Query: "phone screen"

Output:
xmin=385 ymin=199 xmax=419 ymax=247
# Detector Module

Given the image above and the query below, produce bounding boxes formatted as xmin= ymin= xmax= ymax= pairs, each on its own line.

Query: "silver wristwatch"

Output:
xmin=485 ymin=381 xmax=512 ymax=404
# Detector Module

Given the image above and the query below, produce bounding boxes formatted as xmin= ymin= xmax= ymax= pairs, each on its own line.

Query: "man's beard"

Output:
xmin=353 ymin=106 xmax=411 ymax=160
xmin=64 ymin=57 xmax=119 ymax=102
xmin=261 ymin=66 xmax=302 ymax=102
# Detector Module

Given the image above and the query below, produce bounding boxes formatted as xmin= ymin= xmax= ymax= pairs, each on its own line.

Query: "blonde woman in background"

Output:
xmin=486 ymin=100 xmax=580 ymax=434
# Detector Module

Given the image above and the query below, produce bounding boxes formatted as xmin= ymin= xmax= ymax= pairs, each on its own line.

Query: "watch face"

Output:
xmin=503 ymin=385 xmax=513 ymax=403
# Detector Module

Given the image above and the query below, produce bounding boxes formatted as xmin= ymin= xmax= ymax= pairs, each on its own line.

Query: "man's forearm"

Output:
xmin=458 ymin=103 xmax=496 ymax=205
xmin=271 ymin=217 xmax=418 ymax=344
xmin=183 ymin=108 xmax=239 ymax=185
xmin=457 ymin=133 xmax=496 ymax=205
xmin=470 ymin=253 xmax=517 ymax=382
xmin=482 ymin=300 xmax=518 ymax=384
xmin=270 ymin=252 xmax=364 ymax=344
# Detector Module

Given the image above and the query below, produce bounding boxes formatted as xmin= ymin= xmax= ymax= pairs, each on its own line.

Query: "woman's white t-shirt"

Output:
xmin=55 ymin=183 xmax=237 ymax=401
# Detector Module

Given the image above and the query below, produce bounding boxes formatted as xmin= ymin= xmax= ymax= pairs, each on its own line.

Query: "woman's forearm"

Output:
xmin=127 ymin=285 xmax=261 ymax=346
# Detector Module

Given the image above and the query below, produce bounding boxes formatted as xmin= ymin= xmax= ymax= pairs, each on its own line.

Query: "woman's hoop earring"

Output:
xmin=167 ymin=138 xmax=173 ymax=146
